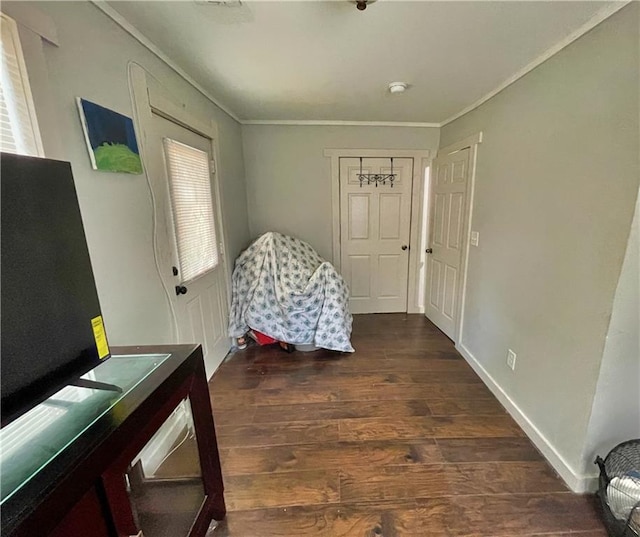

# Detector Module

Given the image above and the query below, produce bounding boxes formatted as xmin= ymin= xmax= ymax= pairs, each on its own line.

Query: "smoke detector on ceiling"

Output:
xmin=388 ymin=82 xmax=408 ymax=94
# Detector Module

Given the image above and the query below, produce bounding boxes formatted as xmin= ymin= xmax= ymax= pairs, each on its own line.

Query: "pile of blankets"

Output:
xmin=228 ymin=232 xmax=354 ymax=353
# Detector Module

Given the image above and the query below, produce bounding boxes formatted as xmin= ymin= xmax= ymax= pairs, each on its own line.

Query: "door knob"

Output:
xmin=175 ymin=285 xmax=188 ymax=296
xmin=401 ymin=245 xmax=408 ymax=251
xmin=426 ymin=248 xmax=433 ymax=254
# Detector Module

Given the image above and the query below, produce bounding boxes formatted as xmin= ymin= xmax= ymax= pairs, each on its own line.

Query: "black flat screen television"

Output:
xmin=1 ymin=153 xmax=110 ymax=426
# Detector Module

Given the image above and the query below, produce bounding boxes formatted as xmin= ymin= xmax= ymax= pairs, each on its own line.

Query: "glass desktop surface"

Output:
xmin=0 ymin=353 xmax=171 ymax=504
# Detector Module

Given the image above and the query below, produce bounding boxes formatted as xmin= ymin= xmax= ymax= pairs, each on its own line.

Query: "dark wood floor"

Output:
xmin=208 ymin=314 xmax=605 ymax=536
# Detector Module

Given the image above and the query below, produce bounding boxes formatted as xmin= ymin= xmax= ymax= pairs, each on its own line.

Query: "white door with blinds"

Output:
xmin=0 ymin=14 xmax=42 ymax=156
xmin=152 ymin=113 xmax=230 ymax=376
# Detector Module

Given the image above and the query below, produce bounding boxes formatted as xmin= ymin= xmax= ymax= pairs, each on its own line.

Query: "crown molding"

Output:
xmin=440 ymin=1 xmax=632 ymax=127
xmin=240 ymin=119 xmax=440 ymax=127
xmin=91 ymin=0 xmax=241 ymax=123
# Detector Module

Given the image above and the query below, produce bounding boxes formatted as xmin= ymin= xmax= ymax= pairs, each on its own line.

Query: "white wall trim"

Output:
xmin=0 ymin=3 xmax=59 ymax=46
xmin=148 ymin=83 xmax=216 ymax=139
xmin=437 ymin=132 xmax=483 ymax=157
xmin=442 ymin=132 xmax=483 ymax=344
xmin=324 ymin=148 xmax=431 ymax=159
xmin=326 ymin=148 xmax=431 ymax=314
xmin=128 ymin=63 xmax=180 ymax=342
xmin=243 ymin=120 xmax=440 ymax=128
xmin=132 ymin=404 xmax=190 ymax=475
xmin=407 ymin=154 xmax=433 ymax=314
xmin=91 ymin=0 xmax=241 ymax=123
xmin=455 ymin=137 xmax=481 ymax=346
xmin=440 ymin=1 xmax=631 ymax=127
xmin=455 ymin=342 xmax=600 ymax=493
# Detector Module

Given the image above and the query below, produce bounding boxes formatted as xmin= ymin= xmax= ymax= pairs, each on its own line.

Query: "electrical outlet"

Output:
xmin=506 ymin=349 xmax=517 ymax=371
xmin=470 ymin=231 xmax=479 ymax=247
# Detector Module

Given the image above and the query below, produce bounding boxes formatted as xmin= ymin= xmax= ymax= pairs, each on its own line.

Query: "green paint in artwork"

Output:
xmin=93 ymin=143 xmax=143 ymax=174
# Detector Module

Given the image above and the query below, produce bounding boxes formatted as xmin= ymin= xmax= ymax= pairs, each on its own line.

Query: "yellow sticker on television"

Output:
xmin=91 ymin=315 xmax=110 ymax=359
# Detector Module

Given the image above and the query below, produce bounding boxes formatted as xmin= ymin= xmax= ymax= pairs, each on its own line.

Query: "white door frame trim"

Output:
xmin=325 ymin=148 xmax=431 ymax=314
xmin=432 ymin=132 xmax=483 ymax=342
xmin=438 ymin=132 xmax=483 ymax=156
xmin=128 ymin=62 xmax=232 ymax=339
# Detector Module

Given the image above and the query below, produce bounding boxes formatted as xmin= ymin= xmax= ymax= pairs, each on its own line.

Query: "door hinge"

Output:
xmin=210 ymin=159 xmax=216 ymax=174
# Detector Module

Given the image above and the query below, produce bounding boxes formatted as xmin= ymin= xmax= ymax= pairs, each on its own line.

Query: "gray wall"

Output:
xmin=583 ymin=194 xmax=640 ymax=467
xmin=440 ymin=5 xmax=639 ymax=480
xmin=242 ymin=124 xmax=439 ymax=261
xmin=6 ymin=1 xmax=250 ymax=345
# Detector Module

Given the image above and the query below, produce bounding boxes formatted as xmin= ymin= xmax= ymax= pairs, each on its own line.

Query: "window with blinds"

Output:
xmin=163 ymin=138 xmax=219 ymax=283
xmin=0 ymin=14 xmax=42 ymax=156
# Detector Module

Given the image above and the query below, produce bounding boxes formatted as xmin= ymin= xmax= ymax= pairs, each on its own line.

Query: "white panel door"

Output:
xmin=425 ymin=148 xmax=470 ymax=340
xmin=340 ymin=157 xmax=413 ymax=313
xmin=151 ymin=114 xmax=230 ymax=377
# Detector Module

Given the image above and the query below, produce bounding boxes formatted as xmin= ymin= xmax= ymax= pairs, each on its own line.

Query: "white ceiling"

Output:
xmin=107 ymin=1 xmax=612 ymax=123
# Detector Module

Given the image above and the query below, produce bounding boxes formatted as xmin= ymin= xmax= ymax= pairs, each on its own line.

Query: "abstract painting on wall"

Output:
xmin=77 ymin=98 xmax=143 ymax=174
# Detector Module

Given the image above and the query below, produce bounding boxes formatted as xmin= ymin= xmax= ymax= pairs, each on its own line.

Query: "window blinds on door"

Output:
xmin=0 ymin=14 xmax=41 ymax=156
xmin=163 ymin=137 xmax=219 ymax=283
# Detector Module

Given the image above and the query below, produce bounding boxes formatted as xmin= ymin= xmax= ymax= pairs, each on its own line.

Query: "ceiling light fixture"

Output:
xmin=388 ymin=82 xmax=408 ymax=94
xmin=195 ymin=0 xmax=243 ymax=6
xmin=351 ymin=0 xmax=377 ymax=11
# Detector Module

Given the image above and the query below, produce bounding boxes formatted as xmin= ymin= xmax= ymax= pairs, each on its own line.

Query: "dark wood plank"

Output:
xmin=217 ymin=421 xmax=340 ymax=448
xmin=339 ymin=415 xmax=524 ymax=441
xmin=436 ymin=437 xmax=543 ymax=462
xmin=252 ymin=399 xmax=432 ymax=423
xmin=224 ymin=470 xmax=339 ymax=510
xmin=210 ymin=390 xmax=256 ymax=410
xmin=386 ymin=348 xmax=464 ymax=360
xmin=324 ymin=355 xmax=471 ymax=372
xmin=427 ymin=397 xmax=506 ymax=416
xmin=443 ymin=493 xmax=602 ymax=537
xmin=350 ymin=333 xmax=401 ymax=351
xmin=388 ymin=338 xmax=457 ymax=352
xmin=337 ymin=382 xmax=493 ymax=402
xmin=340 ymin=462 xmax=566 ymax=502
xmin=213 ymin=362 xmax=337 ymax=389
xmin=220 ymin=439 xmax=443 ymax=475
xmin=210 ymin=407 xmax=255 ymax=426
xmin=399 ymin=369 xmax=482 ymax=384
xmin=213 ymin=349 xmax=356 ymax=376
xmin=217 ymin=503 xmax=409 ymax=537
xmin=214 ymin=386 xmax=342 ymax=407
xmin=251 ymin=387 xmax=342 ymax=405
xmin=502 ymin=533 xmax=607 ymax=537
xmin=246 ymin=370 xmax=483 ymax=391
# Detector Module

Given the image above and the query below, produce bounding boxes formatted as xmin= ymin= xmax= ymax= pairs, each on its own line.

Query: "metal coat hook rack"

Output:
xmin=357 ymin=157 xmax=396 ymax=188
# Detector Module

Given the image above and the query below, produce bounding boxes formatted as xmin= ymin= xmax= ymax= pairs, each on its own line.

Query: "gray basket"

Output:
xmin=596 ymin=440 xmax=640 ymax=537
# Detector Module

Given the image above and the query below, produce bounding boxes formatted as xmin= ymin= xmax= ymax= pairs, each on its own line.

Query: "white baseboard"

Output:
xmin=455 ymin=342 xmax=599 ymax=493
xmin=133 ymin=405 xmax=190 ymax=476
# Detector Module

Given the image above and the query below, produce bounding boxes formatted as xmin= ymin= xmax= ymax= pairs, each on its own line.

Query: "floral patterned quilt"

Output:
xmin=228 ymin=232 xmax=354 ymax=353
